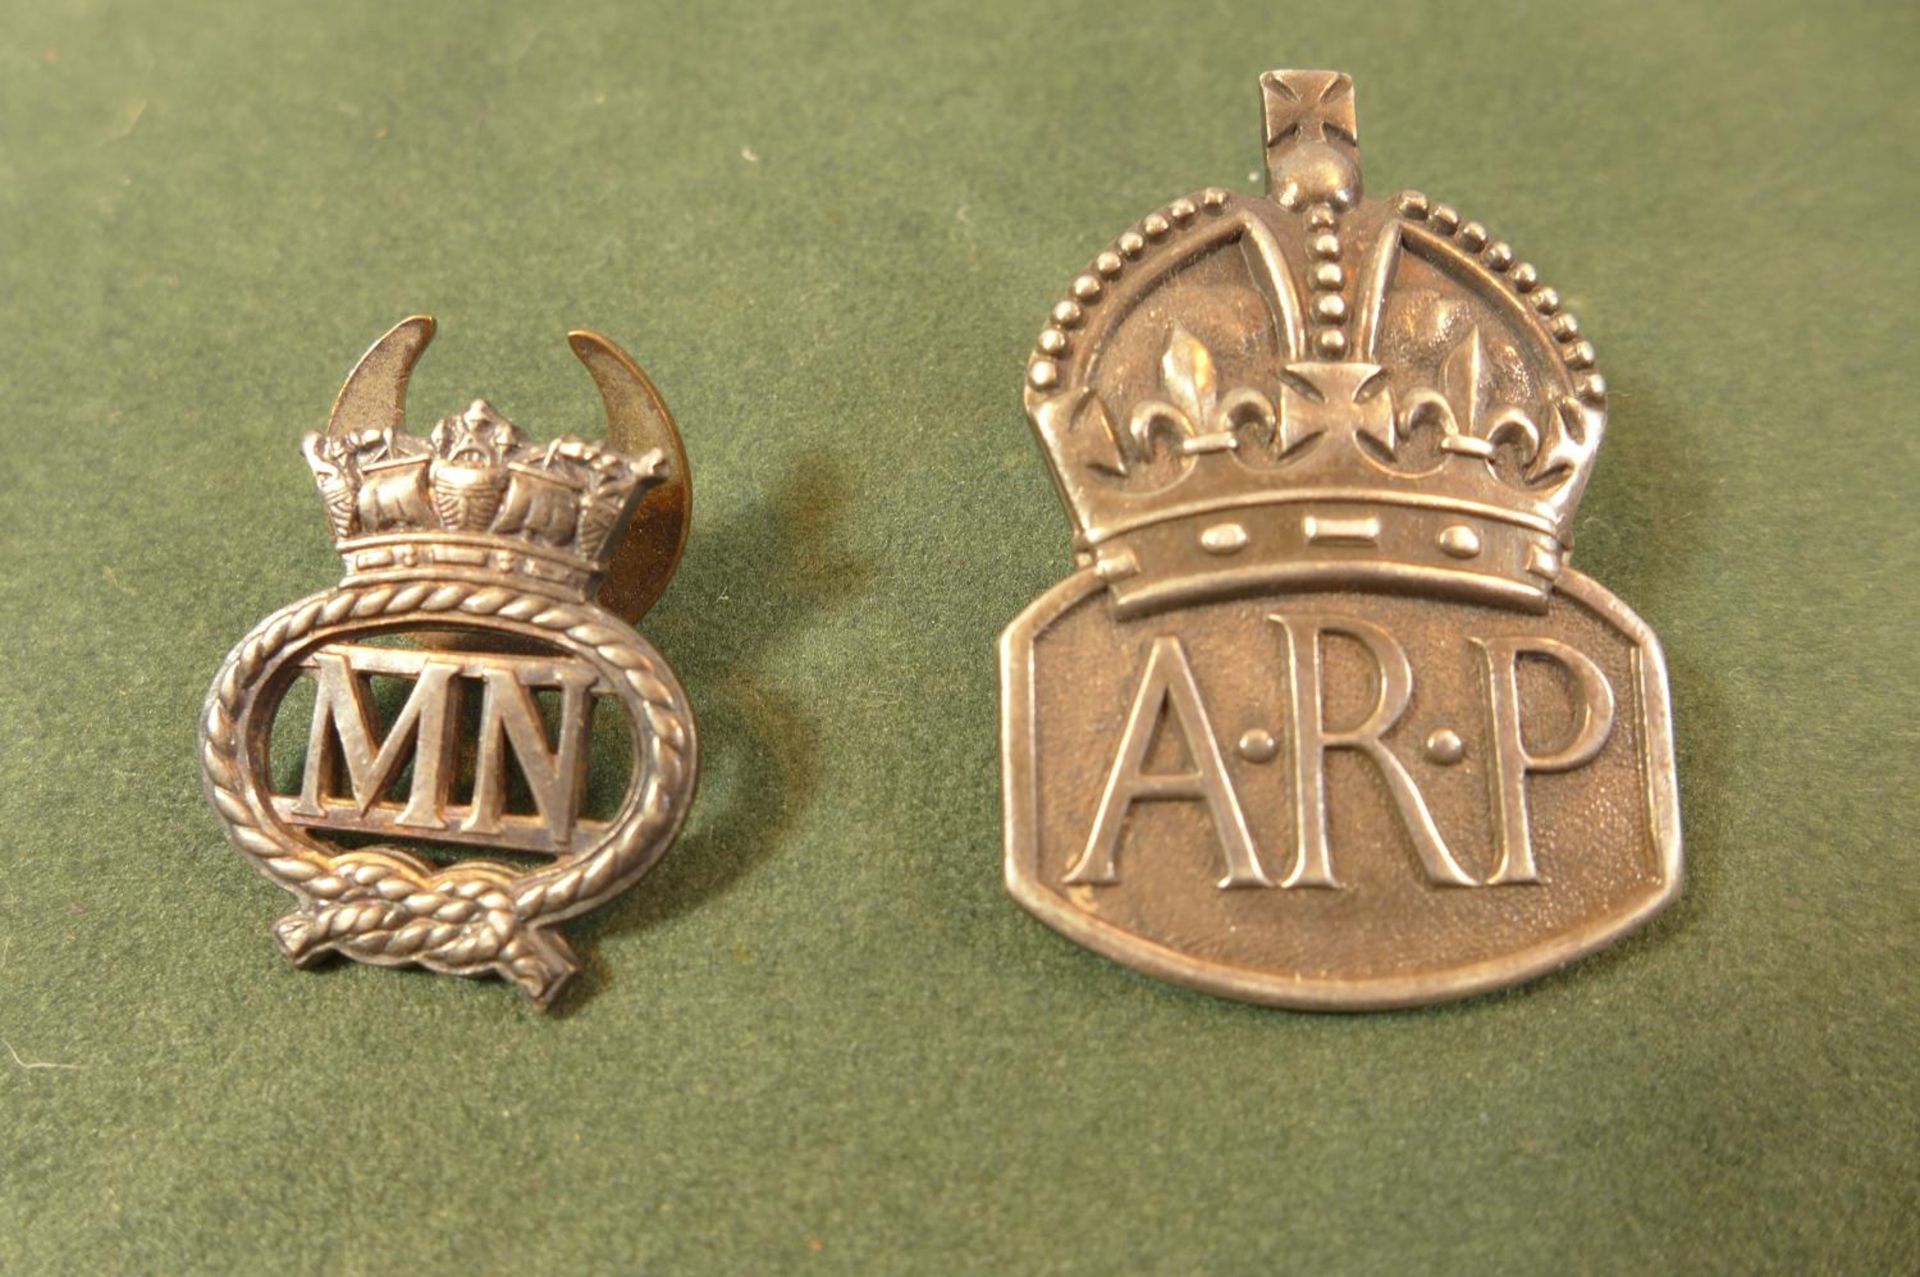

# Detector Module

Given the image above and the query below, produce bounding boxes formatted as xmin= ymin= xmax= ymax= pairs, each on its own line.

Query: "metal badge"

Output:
xmin=200 ymin=317 xmax=698 ymax=1009
xmin=1002 ymin=71 xmax=1680 ymax=1008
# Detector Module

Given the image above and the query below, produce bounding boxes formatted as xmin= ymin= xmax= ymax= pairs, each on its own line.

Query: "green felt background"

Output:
xmin=1 ymin=1 xmax=1914 ymax=1272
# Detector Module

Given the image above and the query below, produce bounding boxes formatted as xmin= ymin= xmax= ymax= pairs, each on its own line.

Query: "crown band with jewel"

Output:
xmin=1022 ymin=70 xmax=1607 ymax=614
xmin=302 ymin=398 xmax=667 ymax=601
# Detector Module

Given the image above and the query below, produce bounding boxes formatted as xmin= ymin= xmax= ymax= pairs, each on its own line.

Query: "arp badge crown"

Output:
xmin=1002 ymin=71 xmax=1680 ymax=1008
xmin=202 ymin=317 xmax=698 ymax=1009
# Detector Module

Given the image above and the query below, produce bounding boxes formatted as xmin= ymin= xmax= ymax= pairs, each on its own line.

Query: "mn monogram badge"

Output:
xmin=1002 ymin=71 xmax=1681 ymax=1007
xmin=201 ymin=317 xmax=698 ymax=1008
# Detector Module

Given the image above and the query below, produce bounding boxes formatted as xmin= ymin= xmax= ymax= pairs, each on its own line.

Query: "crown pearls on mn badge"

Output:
xmin=201 ymin=317 xmax=698 ymax=1009
xmin=1002 ymin=71 xmax=1681 ymax=1008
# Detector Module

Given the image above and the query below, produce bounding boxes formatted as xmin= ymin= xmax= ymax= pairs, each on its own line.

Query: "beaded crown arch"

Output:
xmin=1020 ymin=70 xmax=1608 ymax=615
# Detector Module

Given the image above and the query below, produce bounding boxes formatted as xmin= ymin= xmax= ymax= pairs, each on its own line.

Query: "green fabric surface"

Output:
xmin=1 ymin=1 xmax=1914 ymax=1272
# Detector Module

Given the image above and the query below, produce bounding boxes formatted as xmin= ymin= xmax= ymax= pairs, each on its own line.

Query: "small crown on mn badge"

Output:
xmin=1004 ymin=71 xmax=1680 ymax=1009
xmin=201 ymin=318 xmax=699 ymax=1009
xmin=310 ymin=395 xmax=666 ymax=596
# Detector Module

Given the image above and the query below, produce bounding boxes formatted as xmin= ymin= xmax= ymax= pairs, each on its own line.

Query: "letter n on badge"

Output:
xmin=1000 ymin=71 xmax=1681 ymax=1008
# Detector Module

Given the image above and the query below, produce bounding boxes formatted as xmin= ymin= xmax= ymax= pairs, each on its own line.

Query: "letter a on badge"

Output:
xmin=1069 ymin=637 xmax=1271 ymax=889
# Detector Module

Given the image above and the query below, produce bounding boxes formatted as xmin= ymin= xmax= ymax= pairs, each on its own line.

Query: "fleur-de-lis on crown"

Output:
xmin=1399 ymin=328 xmax=1544 ymax=471
xmin=1126 ymin=325 xmax=1276 ymax=463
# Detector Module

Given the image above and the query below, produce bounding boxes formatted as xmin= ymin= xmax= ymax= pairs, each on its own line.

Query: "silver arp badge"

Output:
xmin=1002 ymin=71 xmax=1680 ymax=1008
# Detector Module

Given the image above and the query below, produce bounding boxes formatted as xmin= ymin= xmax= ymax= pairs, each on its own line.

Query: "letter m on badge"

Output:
xmin=999 ymin=70 xmax=1681 ymax=1008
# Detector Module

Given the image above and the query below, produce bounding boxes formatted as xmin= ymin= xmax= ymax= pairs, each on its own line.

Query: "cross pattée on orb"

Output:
xmin=1260 ymin=70 xmax=1363 ymax=211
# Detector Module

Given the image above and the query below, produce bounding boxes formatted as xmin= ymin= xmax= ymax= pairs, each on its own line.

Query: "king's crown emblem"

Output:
xmin=1024 ymin=69 xmax=1607 ymax=614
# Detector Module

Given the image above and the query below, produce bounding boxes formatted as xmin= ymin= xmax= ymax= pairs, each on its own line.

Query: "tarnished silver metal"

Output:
xmin=1002 ymin=71 xmax=1681 ymax=1008
xmin=201 ymin=317 xmax=698 ymax=1009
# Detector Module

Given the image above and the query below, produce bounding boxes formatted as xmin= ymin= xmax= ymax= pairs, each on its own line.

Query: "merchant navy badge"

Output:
xmin=1001 ymin=71 xmax=1681 ymax=1008
xmin=201 ymin=317 xmax=698 ymax=1009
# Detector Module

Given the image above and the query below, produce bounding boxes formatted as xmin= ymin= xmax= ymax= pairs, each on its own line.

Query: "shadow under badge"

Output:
xmin=1001 ymin=70 xmax=1681 ymax=1009
xmin=200 ymin=317 xmax=699 ymax=1010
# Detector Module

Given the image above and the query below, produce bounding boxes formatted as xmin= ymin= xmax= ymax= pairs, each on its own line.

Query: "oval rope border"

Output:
xmin=199 ymin=580 xmax=696 ymax=1008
